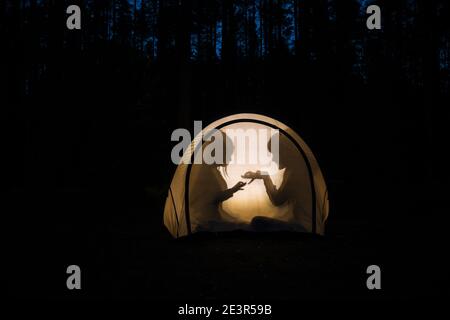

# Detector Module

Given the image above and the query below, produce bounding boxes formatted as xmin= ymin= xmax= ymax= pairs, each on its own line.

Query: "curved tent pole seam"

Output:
xmin=321 ymin=188 xmax=329 ymax=221
xmin=184 ymin=166 xmax=193 ymax=234
xmin=168 ymin=186 xmax=180 ymax=237
xmin=184 ymin=118 xmax=317 ymax=235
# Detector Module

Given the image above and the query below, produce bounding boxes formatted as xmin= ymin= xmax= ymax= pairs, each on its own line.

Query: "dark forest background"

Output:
xmin=3 ymin=0 xmax=449 ymax=300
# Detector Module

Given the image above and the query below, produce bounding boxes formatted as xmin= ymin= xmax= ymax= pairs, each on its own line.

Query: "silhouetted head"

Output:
xmin=268 ymin=132 xmax=295 ymax=170
xmin=202 ymin=130 xmax=234 ymax=170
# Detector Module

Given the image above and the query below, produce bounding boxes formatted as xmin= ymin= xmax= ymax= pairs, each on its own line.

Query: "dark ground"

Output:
xmin=7 ymin=188 xmax=447 ymax=301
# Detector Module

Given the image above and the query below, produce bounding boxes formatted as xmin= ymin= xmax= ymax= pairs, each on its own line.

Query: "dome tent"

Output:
xmin=164 ymin=113 xmax=329 ymax=238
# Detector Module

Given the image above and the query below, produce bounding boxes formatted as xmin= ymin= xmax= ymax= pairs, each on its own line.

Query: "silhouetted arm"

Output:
xmin=263 ymin=174 xmax=290 ymax=206
xmin=215 ymin=181 xmax=246 ymax=203
xmin=215 ymin=189 xmax=235 ymax=203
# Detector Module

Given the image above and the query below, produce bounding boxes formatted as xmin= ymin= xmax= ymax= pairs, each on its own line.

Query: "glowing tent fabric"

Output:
xmin=163 ymin=114 xmax=329 ymax=238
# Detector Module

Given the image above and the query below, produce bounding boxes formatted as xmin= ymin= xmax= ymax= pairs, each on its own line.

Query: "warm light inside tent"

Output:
xmin=220 ymin=122 xmax=293 ymax=223
xmin=164 ymin=113 xmax=329 ymax=237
